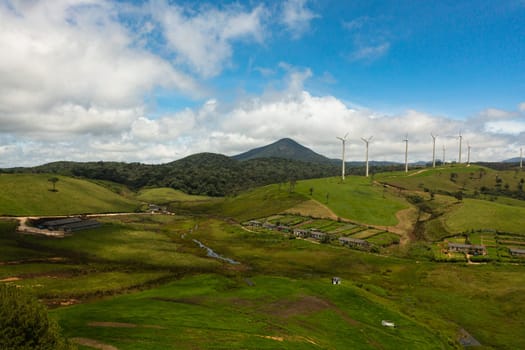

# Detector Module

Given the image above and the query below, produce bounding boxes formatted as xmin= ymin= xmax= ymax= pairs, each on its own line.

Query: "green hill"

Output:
xmin=0 ymin=174 xmax=139 ymax=216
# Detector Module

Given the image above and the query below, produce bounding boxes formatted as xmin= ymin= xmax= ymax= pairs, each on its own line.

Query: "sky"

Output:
xmin=1 ymin=0 xmax=524 ymax=167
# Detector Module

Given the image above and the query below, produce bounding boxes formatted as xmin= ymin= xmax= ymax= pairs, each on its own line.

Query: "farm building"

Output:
xmin=447 ymin=243 xmax=486 ymax=255
xmin=245 ymin=220 xmax=262 ymax=227
xmin=62 ymin=220 xmax=101 ymax=232
xmin=339 ymin=236 xmax=370 ymax=249
xmin=310 ymin=231 xmax=326 ymax=240
xmin=509 ymin=248 xmax=525 ymax=257
xmin=262 ymin=222 xmax=276 ymax=230
xmin=40 ymin=217 xmax=82 ymax=230
xmin=293 ymin=229 xmax=309 ymax=238
xmin=276 ymin=225 xmax=291 ymax=232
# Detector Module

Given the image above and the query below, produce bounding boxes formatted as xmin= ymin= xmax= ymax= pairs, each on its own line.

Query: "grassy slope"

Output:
xmin=136 ymin=187 xmax=211 ymax=204
xmin=294 ymin=176 xmax=408 ymax=226
xmin=444 ymin=198 xmax=525 ymax=234
xmin=0 ymin=174 xmax=139 ymax=215
xmin=53 ymin=274 xmax=447 ymax=350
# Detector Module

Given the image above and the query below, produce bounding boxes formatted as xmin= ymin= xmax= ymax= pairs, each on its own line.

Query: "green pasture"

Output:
xmin=444 ymin=199 xmax=525 ymax=234
xmin=52 ymin=274 xmax=448 ymax=350
xmin=0 ymin=174 xmax=139 ymax=216
xmin=136 ymin=187 xmax=211 ymax=204
xmin=293 ymin=176 xmax=408 ymax=226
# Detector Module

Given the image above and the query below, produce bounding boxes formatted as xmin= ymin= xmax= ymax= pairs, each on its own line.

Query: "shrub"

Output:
xmin=0 ymin=284 xmax=75 ymax=350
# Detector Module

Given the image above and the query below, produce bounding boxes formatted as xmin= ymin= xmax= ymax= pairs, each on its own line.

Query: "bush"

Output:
xmin=0 ymin=284 xmax=75 ymax=350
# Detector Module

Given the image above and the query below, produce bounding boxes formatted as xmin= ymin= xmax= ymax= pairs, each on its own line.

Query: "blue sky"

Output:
xmin=0 ymin=0 xmax=524 ymax=166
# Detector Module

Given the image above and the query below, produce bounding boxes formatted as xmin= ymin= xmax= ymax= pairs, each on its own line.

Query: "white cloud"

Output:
xmin=519 ymin=102 xmax=525 ymax=112
xmin=350 ymin=43 xmax=391 ymax=62
xmin=343 ymin=16 xmax=391 ymax=62
xmin=281 ymin=0 xmax=319 ymax=39
xmin=150 ymin=0 xmax=267 ymax=77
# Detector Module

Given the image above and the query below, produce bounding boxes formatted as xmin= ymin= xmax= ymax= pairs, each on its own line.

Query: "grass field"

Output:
xmin=2 ymin=170 xmax=525 ymax=349
xmin=444 ymin=198 xmax=525 ymax=234
xmin=0 ymin=174 xmax=139 ymax=215
xmin=293 ymin=176 xmax=408 ymax=226
xmin=136 ymin=187 xmax=211 ymax=204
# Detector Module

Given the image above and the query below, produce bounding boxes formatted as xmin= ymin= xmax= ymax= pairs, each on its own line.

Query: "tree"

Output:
xmin=0 ymin=284 xmax=75 ymax=349
xmin=48 ymin=177 xmax=59 ymax=192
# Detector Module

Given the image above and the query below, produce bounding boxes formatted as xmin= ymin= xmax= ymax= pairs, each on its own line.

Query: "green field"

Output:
xmin=294 ymin=176 xmax=408 ymax=226
xmin=2 ymin=170 xmax=525 ymax=349
xmin=444 ymin=199 xmax=525 ymax=234
xmin=136 ymin=187 xmax=211 ymax=204
xmin=0 ymin=174 xmax=139 ymax=215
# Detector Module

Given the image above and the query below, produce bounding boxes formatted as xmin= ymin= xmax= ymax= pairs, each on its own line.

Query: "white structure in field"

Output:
xmin=336 ymin=133 xmax=348 ymax=181
xmin=431 ymin=133 xmax=438 ymax=168
xmin=403 ymin=134 xmax=409 ymax=173
xmin=361 ymin=136 xmax=373 ymax=177
xmin=442 ymin=144 xmax=446 ymax=165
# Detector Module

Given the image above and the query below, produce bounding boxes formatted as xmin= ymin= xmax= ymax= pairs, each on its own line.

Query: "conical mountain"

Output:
xmin=232 ymin=138 xmax=332 ymax=163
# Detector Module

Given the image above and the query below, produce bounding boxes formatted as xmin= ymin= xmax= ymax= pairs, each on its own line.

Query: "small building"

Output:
xmin=293 ymin=229 xmax=309 ymax=238
xmin=41 ymin=217 xmax=82 ymax=230
xmin=332 ymin=277 xmax=341 ymax=285
xmin=276 ymin=225 xmax=291 ymax=232
xmin=245 ymin=220 xmax=262 ymax=227
xmin=62 ymin=220 xmax=101 ymax=232
xmin=262 ymin=222 xmax=276 ymax=230
xmin=447 ymin=243 xmax=486 ymax=255
xmin=509 ymin=248 xmax=525 ymax=257
xmin=310 ymin=231 xmax=326 ymax=240
xmin=339 ymin=236 xmax=370 ymax=249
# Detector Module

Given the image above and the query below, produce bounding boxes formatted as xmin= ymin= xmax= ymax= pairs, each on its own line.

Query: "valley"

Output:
xmin=1 ymin=162 xmax=524 ymax=349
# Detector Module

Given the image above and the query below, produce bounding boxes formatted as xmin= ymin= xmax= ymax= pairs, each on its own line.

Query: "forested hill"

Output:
xmin=5 ymin=154 xmax=340 ymax=196
xmin=232 ymin=138 xmax=333 ymax=163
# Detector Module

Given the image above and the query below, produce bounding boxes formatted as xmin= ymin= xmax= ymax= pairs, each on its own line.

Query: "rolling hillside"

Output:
xmin=0 ymin=174 xmax=139 ymax=216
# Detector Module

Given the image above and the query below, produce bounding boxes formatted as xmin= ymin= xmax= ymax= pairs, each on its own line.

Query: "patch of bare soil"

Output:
xmin=264 ymin=295 xmax=331 ymax=318
xmin=283 ymin=200 xmax=338 ymax=220
xmin=71 ymin=337 xmax=118 ymax=350
xmin=0 ymin=277 xmax=21 ymax=282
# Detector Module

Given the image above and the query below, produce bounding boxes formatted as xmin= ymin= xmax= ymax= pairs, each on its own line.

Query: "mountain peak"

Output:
xmin=232 ymin=138 xmax=331 ymax=163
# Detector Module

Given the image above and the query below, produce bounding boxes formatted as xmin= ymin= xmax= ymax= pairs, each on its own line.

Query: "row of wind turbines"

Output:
xmin=337 ymin=132 xmax=524 ymax=180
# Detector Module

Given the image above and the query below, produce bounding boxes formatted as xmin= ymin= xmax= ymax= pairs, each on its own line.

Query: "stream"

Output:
xmin=192 ymin=239 xmax=240 ymax=265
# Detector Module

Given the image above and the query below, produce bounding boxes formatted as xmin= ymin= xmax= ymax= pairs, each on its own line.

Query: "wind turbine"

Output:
xmin=361 ymin=136 xmax=373 ymax=177
xmin=442 ymin=144 xmax=446 ymax=166
xmin=431 ymin=133 xmax=438 ymax=168
xmin=336 ymin=133 xmax=349 ymax=181
xmin=403 ymin=134 xmax=409 ymax=173
xmin=467 ymin=142 xmax=471 ymax=166
xmin=520 ymin=148 xmax=523 ymax=169
xmin=457 ymin=130 xmax=463 ymax=164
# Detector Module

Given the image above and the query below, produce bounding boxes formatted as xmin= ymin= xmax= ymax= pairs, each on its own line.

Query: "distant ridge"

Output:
xmin=232 ymin=138 xmax=332 ymax=163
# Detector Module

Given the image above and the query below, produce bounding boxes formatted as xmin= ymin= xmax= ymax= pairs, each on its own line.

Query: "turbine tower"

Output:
xmin=336 ymin=133 xmax=349 ymax=181
xmin=403 ymin=134 xmax=409 ymax=173
xmin=467 ymin=142 xmax=471 ymax=166
xmin=520 ymin=148 xmax=523 ymax=169
xmin=458 ymin=130 xmax=463 ymax=164
xmin=361 ymin=136 xmax=373 ymax=177
xmin=431 ymin=133 xmax=438 ymax=168
xmin=442 ymin=145 xmax=446 ymax=165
